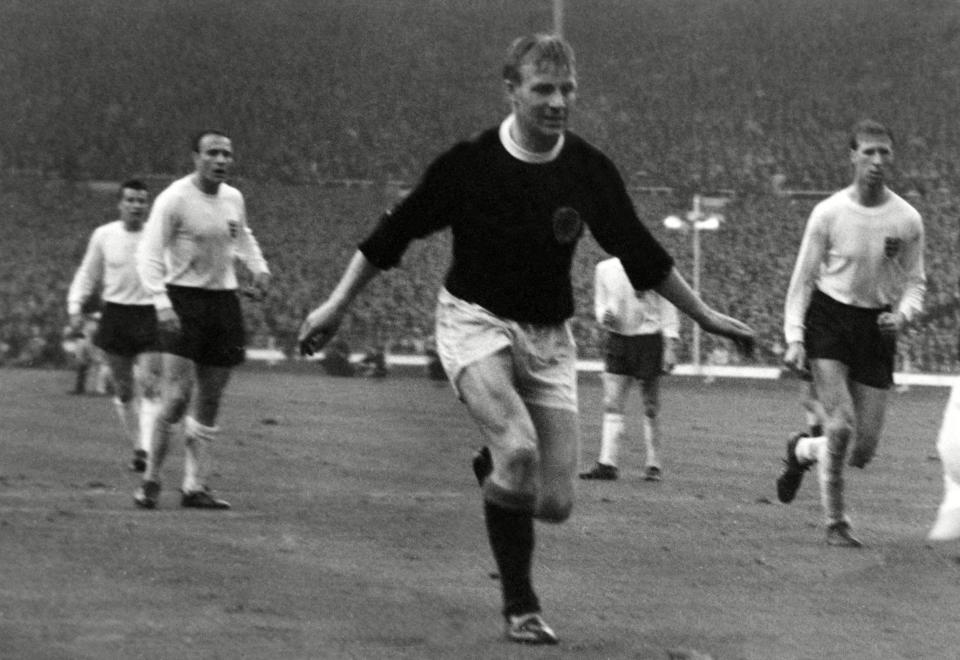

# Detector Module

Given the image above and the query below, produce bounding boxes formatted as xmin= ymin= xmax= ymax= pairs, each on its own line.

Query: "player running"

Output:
xmin=777 ymin=119 xmax=926 ymax=547
xmin=298 ymin=34 xmax=754 ymax=645
xmin=67 ymin=179 xmax=162 ymax=473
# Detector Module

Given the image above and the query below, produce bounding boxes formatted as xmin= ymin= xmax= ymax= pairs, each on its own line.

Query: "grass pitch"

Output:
xmin=0 ymin=366 xmax=956 ymax=659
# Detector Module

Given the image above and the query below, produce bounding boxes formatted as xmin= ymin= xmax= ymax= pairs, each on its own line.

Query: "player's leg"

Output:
xmin=104 ymin=352 xmax=139 ymax=456
xmin=433 ymin=289 xmax=557 ymax=644
xmin=133 ymin=351 xmax=163 ymax=471
xmin=580 ymin=372 xmax=630 ymax=480
xmin=810 ymin=358 xmax=861 ymax=545
xmin=640 ymin=374 xmax=663 ymax=480
xmin=847 ymin=382 xmax=888 ymax=469
xmin=845 ymin=317 xmax=895 ymax=470
xmin=459 ymin=351 xmax=556 ymax=643
xmin=180 ymin=364 xmax=232 ymax=506
xmin=802 ymin=379 xmax=826 ymax=437
xmin=71 ymin=339 xmax=90 ymax=394
xmin=135 ymin=353 xmax=194 ymax=508
xmin=178 ymin=289 xmax=246 ymax=508
xmin=789 ymin=380 xmax=830 ymax=467
xmin=511 ymin=319 xmax=578 ymax=521
xmin=94 ymin=305 xmax=135 ymax=457
xmin=93 ymin=349 xmax=112 ymax=395
xmin=527 ymin=403 xmax=578 ymax=522
xmin=154 ymin=353 xmax=194 ymax=463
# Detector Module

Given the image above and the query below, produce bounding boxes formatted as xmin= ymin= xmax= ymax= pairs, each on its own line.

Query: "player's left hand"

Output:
xmin=244 ymin=272 xmax=271 ymax=301
xmin=877 ymin=311 xmax=904 ymax=337
xmin=297 ymin=301 xmax=344 ymax=356
xmin=700 ymin=311 xmax=755 ymax=358
xmin=662 ymin=338 xmax=678 ymax=374
xmin=602 ymin=309 xmax=620 ymax=332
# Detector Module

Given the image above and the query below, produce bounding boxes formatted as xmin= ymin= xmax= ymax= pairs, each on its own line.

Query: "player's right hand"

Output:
xmin=156 ymin=307 xmax=181 ymax=336
xmin=602 ymin=309 xmax=619 ymax=332
xmin=297 ymin=302 xmax=343 ymax=356
xmin=782 ymin=341 xmax=808 ymax=377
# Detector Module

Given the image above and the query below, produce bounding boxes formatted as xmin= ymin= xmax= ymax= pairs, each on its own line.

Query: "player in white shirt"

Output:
xmin=777 ymin=120 xmax=926 ymax=547
xmin=67 ymin=180 xmax=161 ymax=473
xmin=580 ymin=257 xmax=679 ymax=481
xmin=134 ymin=130 xmax=270 ymax=510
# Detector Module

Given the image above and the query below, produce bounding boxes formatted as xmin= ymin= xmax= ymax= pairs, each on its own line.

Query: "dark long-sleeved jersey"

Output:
xmin=359 ymin=124 xmax=674 ymax=324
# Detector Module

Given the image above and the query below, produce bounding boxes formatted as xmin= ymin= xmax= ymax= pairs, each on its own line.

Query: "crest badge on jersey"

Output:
xmin=552 ymin=206 xmax=582 ymax=244
xmin=884 ymin=236 xmax=901 ymax=258
xmin=228 ymin=220 xmax=239 ymax=239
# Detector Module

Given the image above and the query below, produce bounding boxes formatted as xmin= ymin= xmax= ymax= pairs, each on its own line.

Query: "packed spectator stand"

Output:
xmin=2 ymin=0 xmax=958 ymax=372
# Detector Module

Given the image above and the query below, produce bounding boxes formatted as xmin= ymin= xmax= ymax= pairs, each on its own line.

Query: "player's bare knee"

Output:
xmin=140 ymin=381 xmax=161 ymax=400
xmin=161 ymin=393 xmax=190 ymax=422
xmin=136 ymin=374 xmax=159 ymax=399
xmin=503 ymin=444 xmax=538 ymax=476
xmin=537 ymin=496 xmax=573 ymax=523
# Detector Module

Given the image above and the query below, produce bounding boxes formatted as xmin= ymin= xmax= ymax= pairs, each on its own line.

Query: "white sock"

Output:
xmin=138 ymin=398 xmax=161 ymax=454
xmin=929 ymin=473 xmax=960 ymax=541
xmin=936 ymin=384 xmax=960 ymax=483
xmin=183 ymin=416 xmax=218 ymax=493
xmin=643 ymin=415 xmax=660 ymax=469
xmin=599 ymin=413 xmax=625 ymax=467
xmin=113 ymin=397 xmax=139 ymax=450
xmin=795 ymin=435 xmax=826 ymax=465
xmin=929 ymin=384 xmax=960 ymax=540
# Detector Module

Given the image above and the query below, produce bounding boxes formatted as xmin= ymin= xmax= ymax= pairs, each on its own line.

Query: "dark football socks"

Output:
xmin=484 ymin=499 xmax=539 ymax=617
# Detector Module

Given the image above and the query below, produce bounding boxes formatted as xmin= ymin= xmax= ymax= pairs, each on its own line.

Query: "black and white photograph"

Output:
xmin=3 ymin=1 xmax=960 ymax=658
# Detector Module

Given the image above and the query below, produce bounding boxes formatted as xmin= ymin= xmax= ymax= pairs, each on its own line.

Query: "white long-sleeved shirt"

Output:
xmin=594 ymin=257 xmax=679 ymax=338
xmin=783 ymin=186 xmax=926 ymax=344
xmin=67 ymin=220 xmax=153 ymax=315
xmin=137 ymin=176 xmax=270 ymax=310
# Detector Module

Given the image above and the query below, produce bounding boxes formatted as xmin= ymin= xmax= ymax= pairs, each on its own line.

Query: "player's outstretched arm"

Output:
xmin=653 ymin=267 xmax=755 ymax=357
xmin=298 ymin=251 xmax=382 ymax=356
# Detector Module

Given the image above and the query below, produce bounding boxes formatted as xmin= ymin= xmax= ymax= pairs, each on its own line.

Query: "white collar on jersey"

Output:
xmin=499 ymin=114 xmax=564 ymax=164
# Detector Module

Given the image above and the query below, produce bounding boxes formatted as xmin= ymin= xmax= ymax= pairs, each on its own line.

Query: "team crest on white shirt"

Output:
xmin=884 ymin=236 xmax=901 ymax=258
xmin=552 ymin=206 xmax=582 ymax=244
xmin=228 ymin=220 xmax=239 ymax=239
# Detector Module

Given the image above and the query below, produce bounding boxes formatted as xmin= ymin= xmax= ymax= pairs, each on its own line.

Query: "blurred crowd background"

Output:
xmin=2 ymin=0 xmax=959 ymax=371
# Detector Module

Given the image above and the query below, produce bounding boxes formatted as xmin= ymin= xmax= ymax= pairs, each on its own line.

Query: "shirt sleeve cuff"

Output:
xmin=784 ymin=328 xmax=804 ymax=344
xmin=153 ymin=293 xmax=173 ymax=311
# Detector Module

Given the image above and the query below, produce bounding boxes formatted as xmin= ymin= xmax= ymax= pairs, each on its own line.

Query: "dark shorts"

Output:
xmin=804 ymin=289 xmax=895 ymax=389
xmin=94 ymin=303 xmax=159 ymax=357
xmin=604 ymin=332 xmax=664 ymax=380
xmin=160 ymin=285 xmax=246 ymax=368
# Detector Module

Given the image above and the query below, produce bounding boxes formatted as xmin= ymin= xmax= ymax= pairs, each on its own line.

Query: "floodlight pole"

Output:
xmin=663 ymin=194 xmax=721 ymax=373
xmin=691 ymin=210 xmax=704 ymax=371
xmin=553 ymin=0 xmax=564 ymax=37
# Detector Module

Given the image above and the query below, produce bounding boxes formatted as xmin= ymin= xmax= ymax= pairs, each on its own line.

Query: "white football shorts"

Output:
xmin=434 ymin=287 xmax=578 ymax=412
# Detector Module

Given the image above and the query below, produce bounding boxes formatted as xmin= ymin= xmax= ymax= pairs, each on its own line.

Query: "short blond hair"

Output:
xmin=502 ymin=34 xmax=576 ymax=83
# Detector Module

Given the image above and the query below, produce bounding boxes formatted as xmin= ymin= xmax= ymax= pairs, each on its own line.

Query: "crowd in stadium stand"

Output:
xmin=2 ymin=1 xmax=960 ymax=373
xmin=3 ymin=178 xmax=959 ymax=373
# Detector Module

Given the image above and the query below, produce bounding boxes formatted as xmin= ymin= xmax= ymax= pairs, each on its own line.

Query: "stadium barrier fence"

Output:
xmin=244 ymin=349 xmax=957 ymax=388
